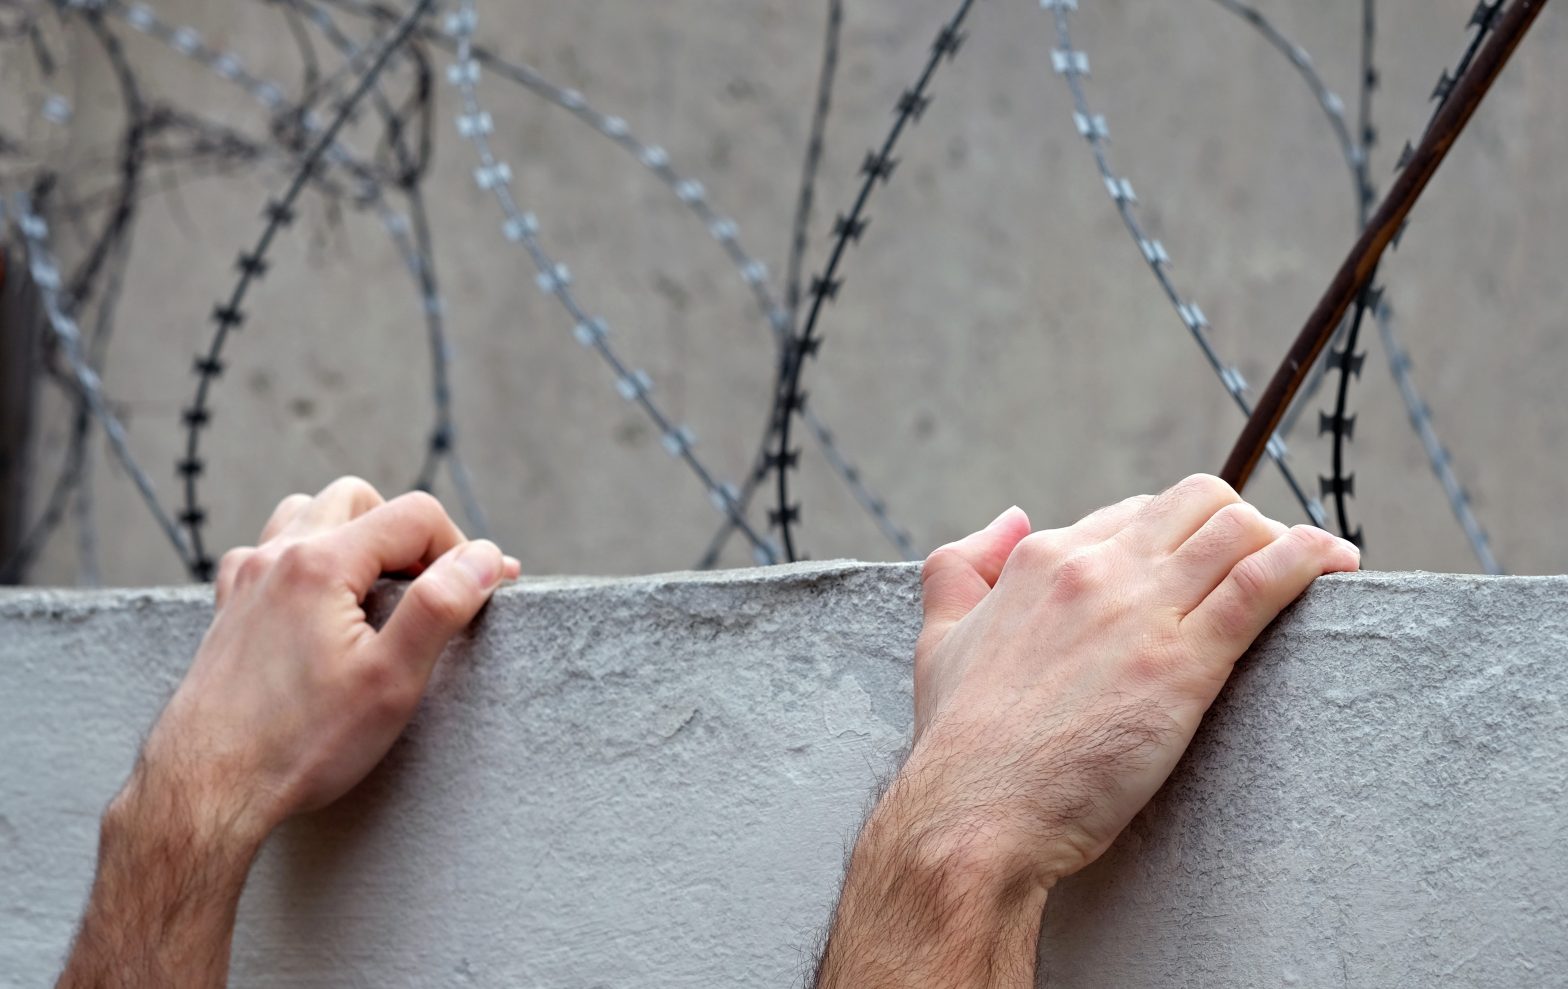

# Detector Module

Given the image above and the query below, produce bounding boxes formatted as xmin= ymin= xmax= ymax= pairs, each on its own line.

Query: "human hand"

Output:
xmin=126 ymin=477 xmax=520 ymax=846
xmin=906 ymin=474 xmax=1360 ymax=889
xmin=814 ymin=477 xmax=1357 ymax=987
xmin=59 ymin=478 xmax=518 ymax=988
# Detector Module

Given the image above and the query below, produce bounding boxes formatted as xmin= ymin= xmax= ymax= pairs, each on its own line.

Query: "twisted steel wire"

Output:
xmin=770 ymin=0 xmax=975 ymax=562
xmin=1323 ymin=0 xmax=1505 ymax=567
xmin=445 ymin=0 xmax=779 ymax=562
xmin=176 ymin=0 xmax=437 ymax=579
xmin=325 ymin=0 xmax=914 ymax=561
xmin=1042 ymin=0 xmax=1328 ymax=528
xmin=10 ymin=195 xmax=194 ymax=569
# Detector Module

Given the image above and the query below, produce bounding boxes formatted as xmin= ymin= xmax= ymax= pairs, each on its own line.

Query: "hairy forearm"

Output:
xmin=814 ymin=772 xmax=1049 ymax=989
xmin=57 ymin=761 xmax=263 ymax=989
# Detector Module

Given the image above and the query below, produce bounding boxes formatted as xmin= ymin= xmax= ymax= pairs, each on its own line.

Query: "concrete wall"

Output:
xmin=9 ymin=0 xmax=1567 ymax=584
xmin=4 ymin=564 xmax=1566 ymax=986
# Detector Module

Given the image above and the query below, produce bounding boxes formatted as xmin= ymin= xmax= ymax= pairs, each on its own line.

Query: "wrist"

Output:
xmin=894 ymin=724 xmax=1084 ymax=892
xmin=816 ymin=769 xmax=1049 ymax=988
xmin=105 ymin=754 xmax=270 ymax=875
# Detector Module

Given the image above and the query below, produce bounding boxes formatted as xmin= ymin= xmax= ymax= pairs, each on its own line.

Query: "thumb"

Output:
xmin=376 ymin=539 xmax=506 ymax=678
xmin=921 ymin=506 xmax=1031 ymax=635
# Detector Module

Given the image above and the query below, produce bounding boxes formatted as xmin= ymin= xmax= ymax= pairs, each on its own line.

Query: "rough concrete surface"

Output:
xmin=9 ymin=1 xmax=1567 ymax=584
xmin=3 ymin=564 xmax=1566 ymax=986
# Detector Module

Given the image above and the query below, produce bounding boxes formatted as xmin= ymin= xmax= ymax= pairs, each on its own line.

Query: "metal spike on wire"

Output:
xmin=771 ymin=0 xmax=975 ymax=562
xmin=1042 ymin=0 xmax=1328 ymax=529
xmin=1204 ymin=0 xmax=1361 ymax=444
xmin=1212 ymin=0 xmax=1504 ymax=572
xmin=1320 ymin=0 xmax=1381 ymax=551
xmin=177 ymin=0 xmax=438 ymax=580
xmin=279 ymin=0 xmax=488 ymax=536
xmin=105 ymin=0 xmax=490 ymax=537
xmin=444 ymin=0 xmax=779 ymax=563
xmin=321 ymin=0 xmax=914 ymax=562
xmin=9 ymin=195 xmax=194 ymax=571
xmin=1357 ymin=0 xmax=1506 ymax=571
xmin=1220 ymin=0 xmax=1550 ymax=501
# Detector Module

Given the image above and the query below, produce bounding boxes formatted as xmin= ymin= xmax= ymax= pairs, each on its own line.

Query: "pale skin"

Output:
xmin=55 ymin=473 xmax=1357 ymax=988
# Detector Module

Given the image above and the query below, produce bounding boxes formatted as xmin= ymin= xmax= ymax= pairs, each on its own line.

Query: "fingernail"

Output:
xmin=456 ymin=540 xmax=502 ymax=590
xmin=1337 ymin=536 xmax=1361 ymax=558
xmin=989 ymin=506 xmax=1022 ymax=528
xmin=502 ymin=555 xmax=522 ymax=580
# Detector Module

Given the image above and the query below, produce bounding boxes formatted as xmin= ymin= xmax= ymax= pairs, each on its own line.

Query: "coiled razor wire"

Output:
xmin=770 ymin=0 xmax=975 ymax=562
xmin=1204 ymin=0 xmax=1361 ymax=442
xmin=274 ymin=0 xmax=488 ymax=535
xmin=0 ymin=0 xmax=1522 ymax=578
xmin=1208 ymin=0 xmax=1499 ymax=572
xmin=784 ymin=0 xmax=844 ymax=327
xmin=445 ymin=0 xmax=780 ymax=563
xmin=1042 ymin=0 xmax=1329 ymax=530
xmin=104 ymin=0 xmax=489 ymax=538
xmin=1320 ymin=0 xmax=1381 ymax=549
xmin=323 ymin=0 xmax=915 ymax=562
xmin=9 ymin=194 xmax=194 ymax=570
xmin=1321 ymin=0 xmax=1504 ymax=569
xmin=176 ymin=0 xmax=437 ymax=580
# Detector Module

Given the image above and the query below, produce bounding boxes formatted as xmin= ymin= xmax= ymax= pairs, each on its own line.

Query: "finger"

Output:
xmin=921 ymin=506 xmax=1032 ymax=633
xmin=503 ymin=555 xmax=521 ymax=580
xmin=1160 ymin=502 xmax=1288 ymax=613
xmin=996 ymin=495 xmax=1152 ymax=591
xmin=1182 ymin=525 xmax=1360 ymax=659
xmin=320 ymin=491 xmax=468 ymax=594
xmin=1114 ymin=473 xmax=1241 ymax=556
xmin=373 ymin=538 xmax=505 ymax=681
xmin=289 ymin=476 xmax=388 ymax=536
xmin=1070 ymin=493 xmax=1155 ymax=545
xmin=214 ymin=547 xmax=253 ymax=609
xmin=258 ymin=493 xmax=311 ymax=544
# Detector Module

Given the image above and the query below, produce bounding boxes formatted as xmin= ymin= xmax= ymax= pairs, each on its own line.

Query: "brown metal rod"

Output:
xmin=1220 ymin=0 xmax=1549 ymax=492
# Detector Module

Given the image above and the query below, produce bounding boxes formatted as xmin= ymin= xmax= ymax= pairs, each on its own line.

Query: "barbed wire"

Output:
xmin=0 ymin=0 xmax=1536 ymax=582
xmin=273 ymin=0 xmax=488 ymax=536
xmin=7 ymin=194 xmax=194 ymax=571
xmin=769 ymin=0 xmax=974 ymax=562
xmin=1322 ymin=0 xmax=1505 ymax=568
xmin=1042 ymin=0 xmax=1329 ymax=530
xmin=1202 ymin=0 xmax=1359 ymax=443
xmin=1320 ymin=0 xmax=1381 ymax=549
xmin=784 ymin=0 xmax=844 ymax=328
xmin=176 ymin=0 xmax=437 ymax=580
xmin=324 ymin=0 xmax=916 ymax=563
xmin=444 ymin=0 xmax=782 ymax=563
xmin=103 ymin=0 xmax=496 ymax=540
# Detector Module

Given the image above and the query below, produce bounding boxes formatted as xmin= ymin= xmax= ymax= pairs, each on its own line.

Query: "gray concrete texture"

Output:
xmin=14 ymin=0 xmax=1568 ymax=584
xmin=3 ymin=564 xmax=1567 ymax=985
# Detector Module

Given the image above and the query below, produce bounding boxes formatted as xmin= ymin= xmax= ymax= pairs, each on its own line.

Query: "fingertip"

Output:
xmin=503 ymin=554 xmax=522 ymax=580
xmin=453 ymin=539 xmax=504 ymax=593
xmin=991 ymin=504 xmax=1031 ymax=535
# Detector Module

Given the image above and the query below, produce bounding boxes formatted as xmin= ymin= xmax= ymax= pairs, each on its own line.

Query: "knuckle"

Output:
xmin=1010 ymin=530 xmax=1064 ymax=570
xmin=395 ymin=489 xmax=447 ymax=522
xmin=1050 ymin=548 xmax=1106 ymax=599
xmin=218 ymin=547 xmax=252 ymax=578
xmin=1211 ymin=502 xmax=1266 ymax=542
xmin=1289 ymin=523 xmax=1339 ymax=555
xmin=274 ymin=492 xmax=310 ymax=515
xmin=411 ymin=578 xmax=472 ymax=631
xmin=921 ymin=545 xmax=965 ymax=584
xmin=236 ymin=546 xmax=277 ymax=584
xmin=276 ymin=541 xmax=335 ymax=584
xmin=1178 ymin=472 xmax=1238 ymax=504
xmin=325 ymin=475 xmax=383 ymax=505
xmin=1229 ymin=552 xmax=1275 ymax=603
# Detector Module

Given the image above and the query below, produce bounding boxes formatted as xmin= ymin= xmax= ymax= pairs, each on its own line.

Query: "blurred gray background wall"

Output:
xmin=7 ymin=0 xmax=1565 ymax=584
